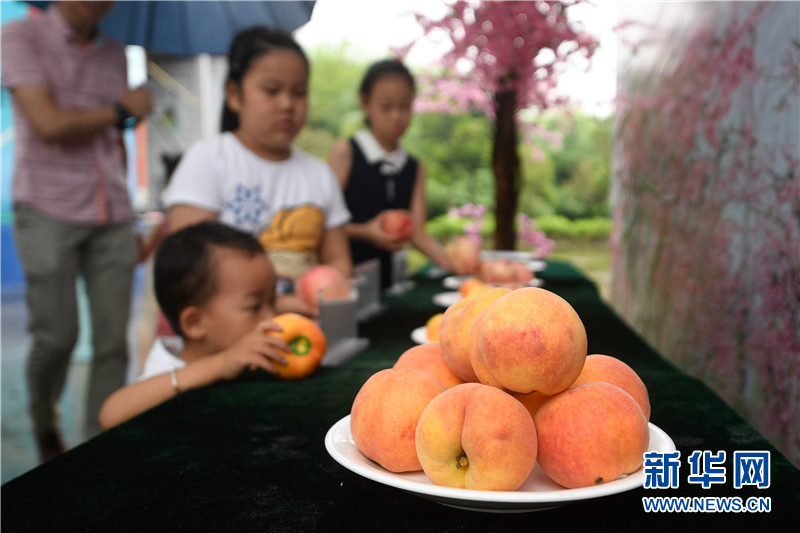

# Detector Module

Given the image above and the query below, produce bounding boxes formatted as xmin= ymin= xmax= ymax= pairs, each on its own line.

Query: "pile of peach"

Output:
xmin=349 ymin=287 xmax=651 ymax=491
xmin=446 ymin=235 xmax=539 ymax=294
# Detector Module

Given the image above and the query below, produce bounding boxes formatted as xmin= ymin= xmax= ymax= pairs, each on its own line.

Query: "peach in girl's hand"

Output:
xmin=381 ymin=209 xmax=414 ymax=241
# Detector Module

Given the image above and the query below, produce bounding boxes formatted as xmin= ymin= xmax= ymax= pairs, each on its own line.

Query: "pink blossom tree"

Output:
xmin=614 ymin=2 xmax=800 ymax=465
xmin=401 ymin=1 xmax=597 ymax=249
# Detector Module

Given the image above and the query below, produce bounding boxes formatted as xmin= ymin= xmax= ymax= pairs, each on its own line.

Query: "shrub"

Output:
xmin=425 ymin=213 xmax=611 ymax=243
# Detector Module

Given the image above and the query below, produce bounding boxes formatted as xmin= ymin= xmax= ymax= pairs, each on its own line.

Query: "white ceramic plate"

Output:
xmin=442 ymin=276 xmax=544 ymax=290
xmin=410 ymin=326 xmax=430 ymax=344
xmin=325 ymin=415 xmax=676 ymax=513
xmin=433 ymin=291 xmax=462 ymax=308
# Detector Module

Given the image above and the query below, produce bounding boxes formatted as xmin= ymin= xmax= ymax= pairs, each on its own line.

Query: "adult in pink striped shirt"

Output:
xmin=1 ymin=1 xmax=152 ymax=462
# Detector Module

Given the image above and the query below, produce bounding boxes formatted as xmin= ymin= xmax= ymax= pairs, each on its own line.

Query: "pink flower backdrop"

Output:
xmin=612 ymin=2 xmax=799 ymax=465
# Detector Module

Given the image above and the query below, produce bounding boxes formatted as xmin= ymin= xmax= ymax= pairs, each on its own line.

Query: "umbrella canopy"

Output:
xmin=26 ymin=1 xmax=315 ymax=56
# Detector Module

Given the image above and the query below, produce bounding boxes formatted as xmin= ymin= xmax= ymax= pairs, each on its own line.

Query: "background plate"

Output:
xmin=480 ymin=251 xmax=547 ymax=272
xmin=433 ymin=291 xmax=462 ymax=308
xmin=443 ymin=276 xmax=544 ymax=290
xmin=410 ymin=326 xmax=430 ymax=344
xmin=325 ymin=415 xmax=676 ymax=513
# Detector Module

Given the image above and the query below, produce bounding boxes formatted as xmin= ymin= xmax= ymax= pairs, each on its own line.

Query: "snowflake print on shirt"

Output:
xmin=226 ymin=184 xmax=269 ymax=230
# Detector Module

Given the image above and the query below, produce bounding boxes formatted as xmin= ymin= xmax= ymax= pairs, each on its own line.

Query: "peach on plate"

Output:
xmin=445 ymin=236 xmax=481 ymax=275
xmin=534 ymin=381 xmax=650 ymax=489
xmin=478 ymin=259 xmax=534 ymax=285
xmin=474 ymin=287 xmax=587 ymax=395
xmin=466 ymin=307 xmax=505 ymax=390
xmin=415 ymin=382 xmax=538 ymax=491
xmin=393 ymin=343 xmax=465 ymax=390
xmin=478 ymin=258 xmax=516 ymax=284
xmin=425 ymin=313 xmax=444 ymax=342
xmin=458 ymin=277 xmax=491 ymax=298
xmin=569 ymin=354 xmax=651 ymax=420
xmin=510 ymin=390 xmax=549 ymax=420
xmin=350 ymin=368 xmax=445 ymax=473
xmin=438 ymin=287 xmax=511 ymax=383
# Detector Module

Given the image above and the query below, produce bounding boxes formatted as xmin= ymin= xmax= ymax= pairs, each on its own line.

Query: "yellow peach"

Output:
xmin=350 ymin=368 xmax=445 ymax=472
xmin=393 ymin=343 xmax=466 ymax=389
xmin=570 ymin=354 xmax=651 ymax=420
xmin=438 ymin=287 xmax=511 ymax=383
xmin=475 ymin=287 xmax=587 ymax=395
xmin=425 ymin=313 xmax=444 ymax=342
xmin=415 ymin=383 xmax=538 ymax=491
xmin=534 ymin=382 xmax=650 ymax=489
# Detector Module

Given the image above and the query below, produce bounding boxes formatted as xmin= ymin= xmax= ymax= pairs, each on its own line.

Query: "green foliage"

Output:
xmin=404 ymin=112 xmax=495 ymax=217
xmin=294 ymin=127 xmax=338 ymax=161
xmin=424 ymin=213 xmax=611 ymax=242
xmin=297 ymin=48 xmax=613 ymax=230
xmin=537 ymin=112 xmax=613 ymax=218
xmin=535 ymin=215 xmax=612 ymax=240
xmin=304 ymin=45 xmax=365 ymax=136
xmin=520 ymin=150 xmax=559 ymax=218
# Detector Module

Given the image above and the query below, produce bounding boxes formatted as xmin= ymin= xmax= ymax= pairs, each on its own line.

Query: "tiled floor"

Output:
xmin=1 ymin=265 xmax=156 ymax=484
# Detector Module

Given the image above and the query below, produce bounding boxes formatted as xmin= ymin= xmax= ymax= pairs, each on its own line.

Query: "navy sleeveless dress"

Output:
xmin=343 ymin=138 xmax=418 ymax=289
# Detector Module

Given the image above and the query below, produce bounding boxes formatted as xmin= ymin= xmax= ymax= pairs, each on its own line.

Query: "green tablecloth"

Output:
xmin=3 ymin=261 xmax=798 ymax=531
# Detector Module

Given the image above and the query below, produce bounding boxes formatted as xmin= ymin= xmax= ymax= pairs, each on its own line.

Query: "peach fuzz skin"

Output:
xmin=467 ymin=307 xmax=505 ymax=389
xmin=476 ymin=287 xmax=587 ymax=395
xmin=393 ymin=343 xmax=466 ymax=389
xmin=350 ymin=368 xmax=445 ymax=473
xmin=438 ymin=287 xmax=511 ymax=383
xmin=510 ymin=390 xmax=549 ymax=420
xmin=534 ymin=381 xmax=650 ymax=489
xmin=569 ymin=354 xmax=651 ymax=420
xmin=414 ymin=383 xmax=538 ymax=491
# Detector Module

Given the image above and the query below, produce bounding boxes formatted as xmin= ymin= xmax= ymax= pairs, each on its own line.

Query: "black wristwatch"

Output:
xmin=113 ymin=102 xmax=138 ymax=129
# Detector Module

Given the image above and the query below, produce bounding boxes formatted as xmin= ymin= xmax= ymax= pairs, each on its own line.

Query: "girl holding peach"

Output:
xmin=328 ymin=60 xmax=459 ymax=289
xmin=163 ymin=27 xmax=352 ymax=316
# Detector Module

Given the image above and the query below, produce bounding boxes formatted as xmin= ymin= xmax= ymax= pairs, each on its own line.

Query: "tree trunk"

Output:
xmin=492 ymin=87 xmax=520 ymax=250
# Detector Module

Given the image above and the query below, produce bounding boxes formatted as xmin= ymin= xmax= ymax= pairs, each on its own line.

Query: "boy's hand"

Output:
xmin=214 ymin=320 xmax=290 ymax=380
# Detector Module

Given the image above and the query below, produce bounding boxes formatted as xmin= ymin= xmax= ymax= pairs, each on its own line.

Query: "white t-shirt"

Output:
xmin=138 ymin=337 xmax=186 ymax=381
xmin=162 ymin=133 xmax=351 ymax=277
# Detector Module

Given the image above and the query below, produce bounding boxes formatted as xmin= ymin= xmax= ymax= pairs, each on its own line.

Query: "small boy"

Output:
xmin=99 ymin=221 xmax=289 ymax=429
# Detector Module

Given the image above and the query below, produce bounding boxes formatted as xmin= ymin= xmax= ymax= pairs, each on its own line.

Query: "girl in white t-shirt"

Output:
xmin=162 ymin=27 xmax=352 ymax=317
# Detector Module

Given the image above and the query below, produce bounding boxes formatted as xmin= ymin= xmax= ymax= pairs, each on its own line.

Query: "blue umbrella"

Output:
xmin=26 ymin=1 xmax=316 ymax=56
